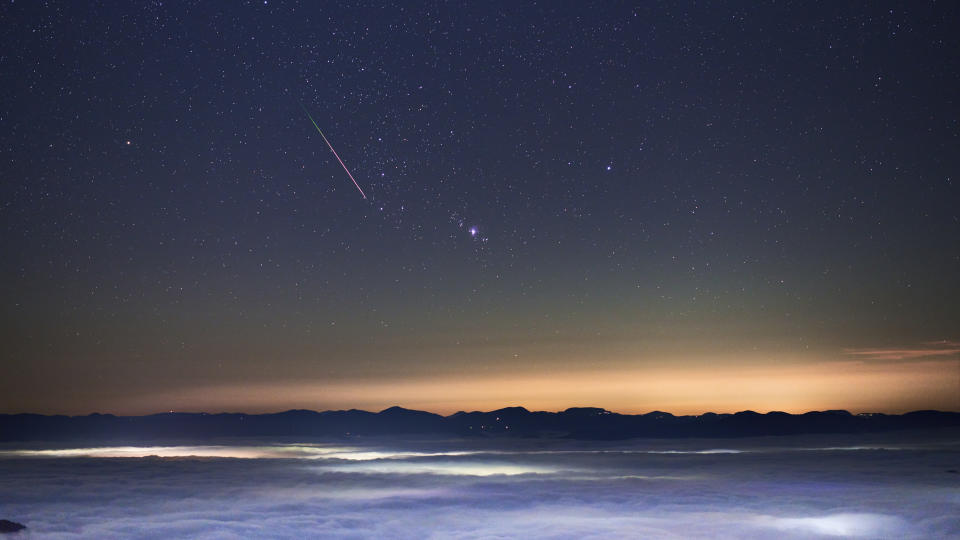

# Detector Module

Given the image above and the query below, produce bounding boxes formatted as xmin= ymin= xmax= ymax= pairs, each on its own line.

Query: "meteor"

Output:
xmin=299 ymin=102 xmax=367 ymax=199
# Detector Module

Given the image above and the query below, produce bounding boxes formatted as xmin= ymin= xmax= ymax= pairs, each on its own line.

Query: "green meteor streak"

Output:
xmin=299 ymin=102 xmax=367 ymax=199
xmin=299 ymin=102 xmax=327 ymax=139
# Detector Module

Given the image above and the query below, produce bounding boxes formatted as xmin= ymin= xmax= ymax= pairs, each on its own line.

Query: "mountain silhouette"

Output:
xmin=0 ymin=407 xmax=956 ymax=442
xmin=0 ymin=519 xmax=25 ymax=534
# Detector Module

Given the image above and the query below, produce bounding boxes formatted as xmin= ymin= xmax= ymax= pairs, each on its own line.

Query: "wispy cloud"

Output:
xmin=923 ymin=340 xmax=960 ymax=348
xmin=844 ymin=340 xmax=960 ymax=361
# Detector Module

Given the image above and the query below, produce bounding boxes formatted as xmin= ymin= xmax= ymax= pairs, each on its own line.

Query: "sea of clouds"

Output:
xmin=0 ymin=432 xmax=957 ymax=539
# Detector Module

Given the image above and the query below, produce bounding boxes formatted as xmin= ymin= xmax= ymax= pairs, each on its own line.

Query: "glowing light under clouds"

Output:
xmin=115 ymin=356 xmax=958 ymax=416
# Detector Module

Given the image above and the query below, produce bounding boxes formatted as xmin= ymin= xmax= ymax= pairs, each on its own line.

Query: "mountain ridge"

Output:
xmin=1 ymin=407 xmax=957 ymax=442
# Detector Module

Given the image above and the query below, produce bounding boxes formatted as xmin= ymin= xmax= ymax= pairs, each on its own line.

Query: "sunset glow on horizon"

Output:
xmin=15 ymin=350 xmax=953 ymax=417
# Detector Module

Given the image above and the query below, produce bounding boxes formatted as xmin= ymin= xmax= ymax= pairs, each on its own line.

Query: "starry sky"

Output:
xmin=1 ymin=1 xmax=958 ymax=415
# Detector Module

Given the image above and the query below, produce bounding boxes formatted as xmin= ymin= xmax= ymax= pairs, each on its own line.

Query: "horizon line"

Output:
xmin=4 ymin=405 xmax=958 ymax=418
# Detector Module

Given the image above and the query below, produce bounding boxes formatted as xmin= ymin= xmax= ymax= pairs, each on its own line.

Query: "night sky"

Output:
xmin=2 ymin=1 xmax=957 ymax=415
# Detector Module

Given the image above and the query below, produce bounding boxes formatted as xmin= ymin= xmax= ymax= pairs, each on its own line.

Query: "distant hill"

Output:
xmin=0 ymin=407 xmax=957 ymax=442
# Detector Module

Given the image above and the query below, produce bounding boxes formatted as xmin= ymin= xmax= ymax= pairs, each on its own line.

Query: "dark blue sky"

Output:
xmin=1 ymin=1 xmax=957 ymax=414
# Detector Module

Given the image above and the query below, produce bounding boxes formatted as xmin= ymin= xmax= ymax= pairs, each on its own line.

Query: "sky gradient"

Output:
xmin=1 ymin=1 xmax=958 ymax=415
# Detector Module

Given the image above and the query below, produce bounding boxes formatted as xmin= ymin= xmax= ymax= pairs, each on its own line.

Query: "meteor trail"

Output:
xmin=299 ymin=102 xmax=367 ymax=199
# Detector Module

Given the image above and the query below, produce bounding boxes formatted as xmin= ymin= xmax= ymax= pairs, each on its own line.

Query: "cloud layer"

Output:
xmin=843 ymin=340 xmax=960 ymax=361
xmin=1 ymin=433 xmax=958 ymax=538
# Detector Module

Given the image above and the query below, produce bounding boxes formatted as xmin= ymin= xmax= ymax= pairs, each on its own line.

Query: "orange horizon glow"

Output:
xmin=55 ymin=356 xmax=958 ymax=417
